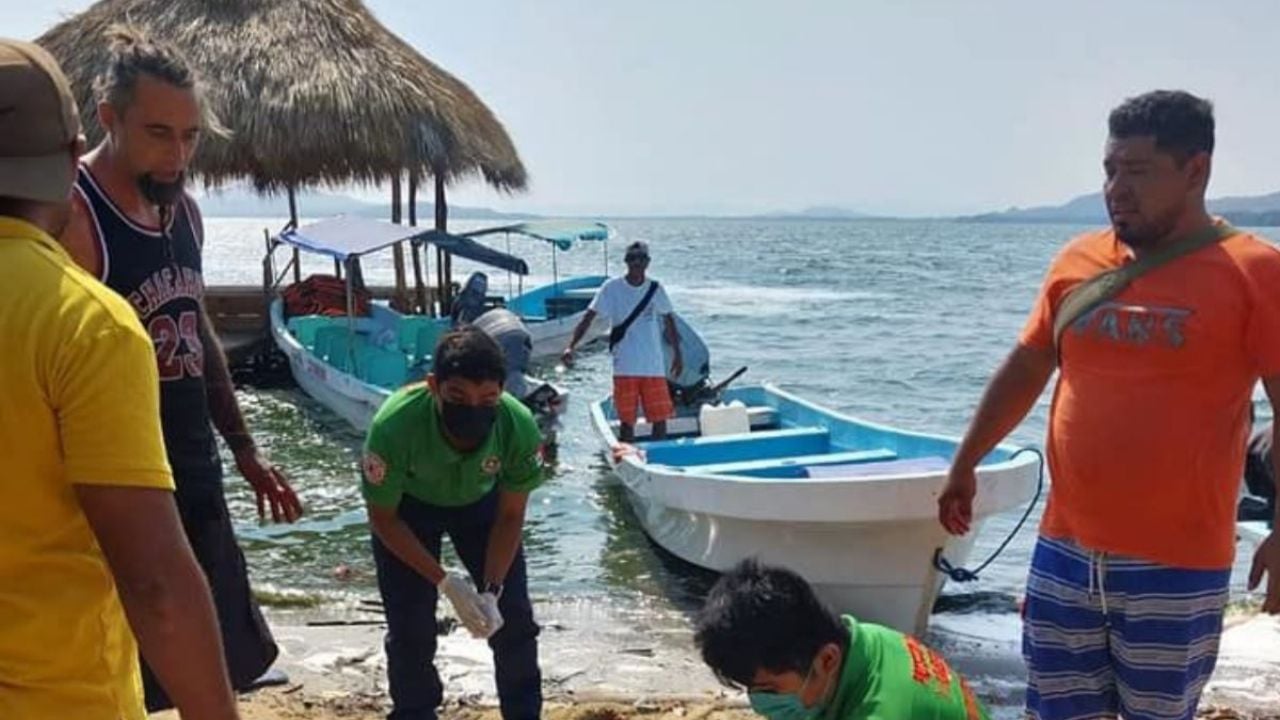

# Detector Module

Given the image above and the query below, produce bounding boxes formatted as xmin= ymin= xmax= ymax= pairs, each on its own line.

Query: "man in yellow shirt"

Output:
xmin=0 ymin=38 xmax=239 ymax=719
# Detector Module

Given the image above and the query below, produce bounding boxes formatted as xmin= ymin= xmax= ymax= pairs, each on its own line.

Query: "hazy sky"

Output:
xmin=11 ymin=1 xmax=1280 ymax=216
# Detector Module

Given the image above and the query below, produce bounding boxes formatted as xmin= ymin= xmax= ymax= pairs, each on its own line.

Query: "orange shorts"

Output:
xmin=613 ymin=376 xmax=673 ymax=427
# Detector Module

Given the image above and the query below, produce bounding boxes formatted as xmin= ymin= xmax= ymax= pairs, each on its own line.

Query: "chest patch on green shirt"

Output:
xmin=361 ymin=384 xmax=546 ymax=508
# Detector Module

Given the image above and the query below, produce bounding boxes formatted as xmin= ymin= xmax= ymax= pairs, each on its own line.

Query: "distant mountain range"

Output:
xmin=195 ymin=186 xmax=537 ymax=221
xmin=196 ymin=185 xmax=1280 ymax=226
xmin=961 ymin=191 xmax=1280 ymax=226
xmin=751 ymin=193 xmax=1280 ymax=225
xmin=196 ymin=188 xmax=876 ymax=221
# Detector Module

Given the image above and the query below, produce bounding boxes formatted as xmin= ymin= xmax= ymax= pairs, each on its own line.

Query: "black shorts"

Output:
xmin=142 ymin=478 xmax=278 ymax=712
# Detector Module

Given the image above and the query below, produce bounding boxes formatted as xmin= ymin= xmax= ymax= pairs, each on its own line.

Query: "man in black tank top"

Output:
xmin=59 ymin=28 xmax=303 ymax=711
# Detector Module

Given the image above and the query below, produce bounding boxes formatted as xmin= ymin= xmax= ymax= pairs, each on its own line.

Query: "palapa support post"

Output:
xmin=287 ymin=186 xmax=301 ymax=283
xmin=435 ymin=174 xmax=450 ymax=310
xmin=390 ymin=174 xmax=408 ymax=312
xmin=261 ymin=227 xmax=273 ymax=296
xmin=408 ymin=173 xmax=429 ymax=315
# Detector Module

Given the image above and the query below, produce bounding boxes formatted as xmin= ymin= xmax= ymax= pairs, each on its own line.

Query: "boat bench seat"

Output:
xmin=398 ymin=316 xmax=447 ymax=359
xmin=314 ymin=326 xmax=368 ymax=372
xmin=545 ymin=296 xmax=590 ymax=319
xmin=287 ymin=315 xmax=333 ymax=348
xmin=804 ymin=456 xmax=951 ymax=479
xmin=357 ymin=345 xmax=410 ymax=388
xmin=644 ymin=426 xmax=829 ymax=466
xmin=683 ymin=448 xmax=898 ymax=478
xmin=291 ymin=316 xmax=378 ymax=351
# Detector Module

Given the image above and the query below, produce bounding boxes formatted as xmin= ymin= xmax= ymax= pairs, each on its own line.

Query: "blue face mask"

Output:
xmin=748 ymin=691 xmax=822 ymax=720
xmin=748 ymin=664 xmax=826 ymax=720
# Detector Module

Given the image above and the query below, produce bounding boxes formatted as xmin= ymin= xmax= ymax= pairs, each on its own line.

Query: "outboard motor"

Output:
xmin=664 ymin=313 xmax=711 ymax=403
xmin=663 ymin=313 xmax=748 ymax=408
xmin=472 ymin=308 xmax=535 ymax=400
xmin=1241 ymin=420 xmax=1276 ymax=527
xmin=450 ymin=272 xmax=489 ymax=327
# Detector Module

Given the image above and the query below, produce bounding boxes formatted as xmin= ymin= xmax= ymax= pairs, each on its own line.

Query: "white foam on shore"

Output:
xmin=1201 ymin=613 xmax=1280 ymax=712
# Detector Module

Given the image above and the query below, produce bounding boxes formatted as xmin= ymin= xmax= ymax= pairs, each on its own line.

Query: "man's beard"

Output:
xmin=1113 ymin=210 xmax=1178 ymax=251
xmin=137 ymin=172 xmax=186 ymax=207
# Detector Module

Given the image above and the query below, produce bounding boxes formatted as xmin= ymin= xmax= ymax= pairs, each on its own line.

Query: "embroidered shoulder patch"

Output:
xmin=363 ymin=452 xmax=387 ymax=485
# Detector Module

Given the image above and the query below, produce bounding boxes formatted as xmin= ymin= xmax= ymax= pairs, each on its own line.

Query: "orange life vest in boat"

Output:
xmin=282 ymin=274 xmax=371 ymax=318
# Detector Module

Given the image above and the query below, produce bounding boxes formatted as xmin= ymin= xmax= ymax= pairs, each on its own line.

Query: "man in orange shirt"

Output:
xmin=938 ymin=90 xmax=1280 ymax=720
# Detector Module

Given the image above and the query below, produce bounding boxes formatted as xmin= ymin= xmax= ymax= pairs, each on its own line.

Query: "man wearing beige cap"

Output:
xmin=0 ymin=38 xmax=239 ymax=720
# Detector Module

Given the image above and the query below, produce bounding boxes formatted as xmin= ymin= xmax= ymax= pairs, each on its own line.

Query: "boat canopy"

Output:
xmin=275 ymin=216 xmax=529 ymax=274
xmin=465 ymin=220 xmax=612 ymax=251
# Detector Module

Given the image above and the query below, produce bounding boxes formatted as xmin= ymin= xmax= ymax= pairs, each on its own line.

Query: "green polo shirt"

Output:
xmin=823 ymin=616 xmax=988 ymax=720
xmin=361 ymin=383 xmax=546 ymax=508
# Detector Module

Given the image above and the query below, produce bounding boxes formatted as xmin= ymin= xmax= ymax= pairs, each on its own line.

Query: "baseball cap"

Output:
xmin=0 ymin=39 xmax=82 ymax=203
xmin=624 ymin=240 xmax=650 ymax=260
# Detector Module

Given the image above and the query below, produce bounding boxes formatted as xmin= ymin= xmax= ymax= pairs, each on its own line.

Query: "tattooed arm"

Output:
xmin=200 ymin=303 xmax=303 ymax=523
xmin=188 ymin=195 xmax=300 ymax=522
xmin=200 ymin=310 xmax=252 ymax=452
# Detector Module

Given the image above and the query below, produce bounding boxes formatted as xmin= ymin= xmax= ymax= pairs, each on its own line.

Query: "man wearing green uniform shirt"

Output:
xmin=362 ymin=327 xmax=546 ymax=720
xmin=696 ymin=560 xmax=988 ymax=720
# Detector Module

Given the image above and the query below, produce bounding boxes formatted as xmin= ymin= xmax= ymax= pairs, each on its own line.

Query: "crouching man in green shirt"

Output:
xmin=362 ymin=327 xmax=546 ymax=720
xmin=695 ymin=560 xmax=989 ymax=720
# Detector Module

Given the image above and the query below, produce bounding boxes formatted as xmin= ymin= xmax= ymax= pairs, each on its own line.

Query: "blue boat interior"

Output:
xmin=286 ymin=273 xmax=607 ymax=388
xmin=505 ymin=275 xmax=607 ymax=322
xmin=286 ymin=303 xmax=449 ymax=389
xmin=606 ymin=385 xmax=1008 ymax=479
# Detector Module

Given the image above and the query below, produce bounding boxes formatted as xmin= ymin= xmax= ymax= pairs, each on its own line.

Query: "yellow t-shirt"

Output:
xmin=0 ymin=217 xmax=174 ymax=720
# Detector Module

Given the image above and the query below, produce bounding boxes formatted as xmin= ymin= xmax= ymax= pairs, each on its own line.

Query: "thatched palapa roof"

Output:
xmin=37 ymin=0 xmax=527 ymax=194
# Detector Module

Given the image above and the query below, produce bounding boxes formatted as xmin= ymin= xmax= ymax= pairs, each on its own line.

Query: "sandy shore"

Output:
xmin=150 ymin=603 xmax=1280 ymax=720
xmin=181 ymin=692 xmax=759 ymax=720
xmin=156 ymin=684 xmax=1278 ymax=720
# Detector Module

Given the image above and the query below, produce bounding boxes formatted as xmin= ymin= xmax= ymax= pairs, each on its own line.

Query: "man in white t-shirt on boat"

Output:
xmin=563 ymin=241 xmax=682 ymax=441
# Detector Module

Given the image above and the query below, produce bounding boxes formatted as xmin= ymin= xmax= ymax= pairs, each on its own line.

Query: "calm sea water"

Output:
xmin=205 ymin=216 xmax=1268 ymax=623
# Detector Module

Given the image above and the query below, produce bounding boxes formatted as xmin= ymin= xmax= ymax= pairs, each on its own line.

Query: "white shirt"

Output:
xmin=588 ymin=277 xmax=674 ymax=377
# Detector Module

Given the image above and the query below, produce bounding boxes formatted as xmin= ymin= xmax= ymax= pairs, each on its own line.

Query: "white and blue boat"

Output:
xmin=591 ymin=382 xmax=1041 ymax=635
xmin=267 ymin=217 xmax=567 ymax=432
xmin=463 ymin=221 xmax=613 ymax=360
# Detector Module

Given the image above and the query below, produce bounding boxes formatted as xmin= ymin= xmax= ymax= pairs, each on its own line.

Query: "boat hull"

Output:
xmin=619 ymin=481 xmax=981 ymax=634
xmin=271 ymin=300 xmax=568 ymax=432
xmin=506 ymin=275 xmax=610 ymax=362
xmin=526 ymin=311 xmax=609 ymax=362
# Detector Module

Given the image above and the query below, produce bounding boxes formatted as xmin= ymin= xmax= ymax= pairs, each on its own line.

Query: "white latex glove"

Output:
xmin=478 ymin=592 xmax=504 ymax=639
xmin=438 ymin=573 xmax=488 ymax=638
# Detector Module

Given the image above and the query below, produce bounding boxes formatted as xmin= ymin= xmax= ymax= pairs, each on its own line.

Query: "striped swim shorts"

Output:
xmin=1022 ymin=535 xmax=1230 ymax=720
